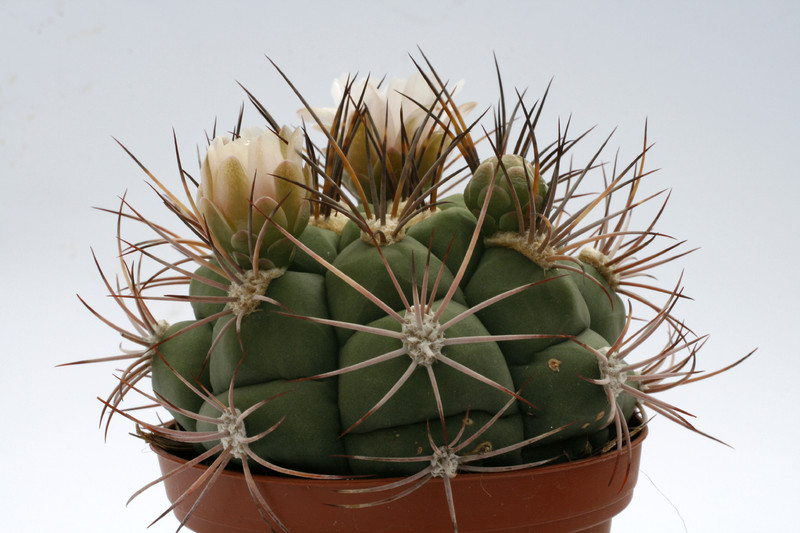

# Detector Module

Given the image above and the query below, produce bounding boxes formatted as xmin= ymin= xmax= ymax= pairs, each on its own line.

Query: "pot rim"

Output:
xmin=150 ymin=419 xmax=648 ymax=532
xmin=149 ymin=420 xmax=648 ymax=486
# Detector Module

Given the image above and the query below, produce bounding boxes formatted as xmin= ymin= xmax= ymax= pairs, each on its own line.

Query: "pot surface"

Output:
xmin=152 ymin=426 xmax=646 ymax=532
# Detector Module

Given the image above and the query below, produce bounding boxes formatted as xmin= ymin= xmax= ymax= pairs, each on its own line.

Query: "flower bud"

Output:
xmin=198 ymin=126 xmax=311 ymax=268
xmin=463 ymin=155 xmax=548 ymax=236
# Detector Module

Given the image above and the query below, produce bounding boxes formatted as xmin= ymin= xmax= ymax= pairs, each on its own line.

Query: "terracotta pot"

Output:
xmin=153 ymin=426 xmax=645 ymax=533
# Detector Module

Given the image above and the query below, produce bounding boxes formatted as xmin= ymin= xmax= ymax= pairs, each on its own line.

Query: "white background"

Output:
xmin=2 ymin=1 xmax=797 ymax=531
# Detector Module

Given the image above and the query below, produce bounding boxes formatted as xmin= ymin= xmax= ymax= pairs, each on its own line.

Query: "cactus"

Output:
xmin=72 ymin=54 xmax=753 ymax=532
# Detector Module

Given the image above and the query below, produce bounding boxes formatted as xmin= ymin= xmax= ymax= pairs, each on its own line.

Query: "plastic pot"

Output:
xmin=152 ymin=425 xmax=646 ymax=533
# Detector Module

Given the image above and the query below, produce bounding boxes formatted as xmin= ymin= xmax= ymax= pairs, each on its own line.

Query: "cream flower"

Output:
xmin=198 ymin=126 xmax=311 ymax=267
xmin=301 ymin=73 xmax=476 ymax=196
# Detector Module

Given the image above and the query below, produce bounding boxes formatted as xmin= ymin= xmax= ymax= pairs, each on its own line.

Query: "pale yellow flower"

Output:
xmin=301 ymin=74 xmax=476 ymax=194
xmin=198 ymin=126 xmax=311 ymax=267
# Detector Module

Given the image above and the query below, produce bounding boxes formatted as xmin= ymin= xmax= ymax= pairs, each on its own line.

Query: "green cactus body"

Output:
xmin=151 ymin=320 xmax=213 ymax=432
xmin=150 ymin=157 xmax=650 ymax=490
xmin=188 ymin=264 xmax=230 ymax=320
xmin=569 ymin=262 xmax=627 ymax=345
xmin=464 ymin=246 xmax=591 ymax=364
xmin=335 ymin=299 xmax=528 ymax=474
xmin=509 ymin=330 xmax=631 ymax=446
xmin=405 ymin=205 xmax=483 ymax=287
xmin=159 ymin=203 xmax=638 ymax=475
xmin=336 ymin=218 xmax=363 ymax=252
xmin=325 ymin=236 xmax=465 ymax=343
xmin=289 ymin=223 xmax=341 ymax=275
xmin=209 ymin=270 xmax=338 ymax=392
xmin=196 ymin=379 xmax=348 ymax=474
xmin=437 ymin=193 xmax=468 ymax=210
xmin=337 ymin=300 xmax=517 ymax=433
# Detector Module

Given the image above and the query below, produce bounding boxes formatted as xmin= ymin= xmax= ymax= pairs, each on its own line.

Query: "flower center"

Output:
xmin=401 ymin=307 xmax=444 ymax=367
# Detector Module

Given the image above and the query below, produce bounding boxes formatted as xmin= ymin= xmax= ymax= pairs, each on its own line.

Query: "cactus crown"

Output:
xmin=69 ymin=53 xmax=753 ymax=532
